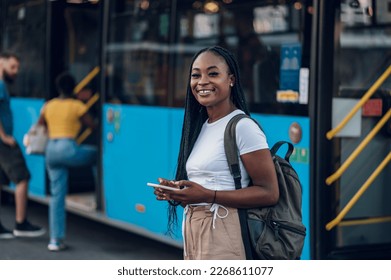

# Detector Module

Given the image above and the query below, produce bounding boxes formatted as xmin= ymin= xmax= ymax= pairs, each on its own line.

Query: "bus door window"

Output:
xmin=64 ymin=6 xmax=100 ymax=86
xmin=106 ymin=0 xmax=171 ymax=106
xmin=331 ymin=0 xmax=391 ymax=249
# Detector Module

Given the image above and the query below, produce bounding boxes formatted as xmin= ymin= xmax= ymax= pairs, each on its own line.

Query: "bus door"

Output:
xmin=313 ymin=0 xmax=391 ymax=259
xmin=48 ymin=0 xmax=102 ymax=212
xmin=101 ymin=0 xmax=184 ymax=246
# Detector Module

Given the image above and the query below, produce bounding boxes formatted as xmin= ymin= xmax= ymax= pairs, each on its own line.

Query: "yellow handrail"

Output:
xmin=72 ymin=67 xmax=100 ymax=145
xmin=76 ymin=93 xmax=100 ymax=145
xmin=85 ymin=93 xmax=100 ymax=110
xmin=326 ymin=64 xmax=391 ymax=140
xmin=326 ymin=108 xmax=391 ymax=185
xmin=339 ymin=216 xmax=391 ymax=227
xmin=77 ymin=128 xmax=93 ymax=145
xmin=326 ymin=151 xmax=391 ymax=231
xmin=73 ymin=66 xmax=100 ymax=94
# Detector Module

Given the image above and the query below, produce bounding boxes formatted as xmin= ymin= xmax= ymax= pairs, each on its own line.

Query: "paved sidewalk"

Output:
xmin=0 ymin=194 xmax=183 ymax=260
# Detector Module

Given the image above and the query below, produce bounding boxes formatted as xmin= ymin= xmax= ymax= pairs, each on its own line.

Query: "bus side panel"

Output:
xmin=167 ymin=108 xmax=184 ymax=179
xmin=252 ymin=114 xmax=310 ymax=260
xmin=10 ymin=98 xmax=46 ymax=196
xmin=102 ymin=105 xmax=182 ymax=242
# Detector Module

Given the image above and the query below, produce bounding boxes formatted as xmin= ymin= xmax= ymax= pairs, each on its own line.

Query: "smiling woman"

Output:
xmin=190 ymin=52 xmax=235 ymax=119
xmin=151 ymin=46 xmax=278 ymax=260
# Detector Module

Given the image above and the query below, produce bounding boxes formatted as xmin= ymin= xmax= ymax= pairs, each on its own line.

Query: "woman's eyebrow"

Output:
xmin=192 ymin=65 xmax=219 ymax=71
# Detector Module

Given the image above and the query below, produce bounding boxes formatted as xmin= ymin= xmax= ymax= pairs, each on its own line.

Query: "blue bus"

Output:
xmin=1 ymin=0 xmax=390 ymax=259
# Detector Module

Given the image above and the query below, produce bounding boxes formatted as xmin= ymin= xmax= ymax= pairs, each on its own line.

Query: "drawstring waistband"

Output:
xmin=209 ymin=204 xmax=229 ymax=229
xmin=182 ymin=203 xmax=229 ymax=257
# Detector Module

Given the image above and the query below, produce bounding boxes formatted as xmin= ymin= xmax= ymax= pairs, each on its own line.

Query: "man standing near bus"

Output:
xmin=0 ymin=51 xmax=45 ymax=238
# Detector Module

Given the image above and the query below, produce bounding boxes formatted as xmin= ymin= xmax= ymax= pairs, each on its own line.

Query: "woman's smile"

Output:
xmin=196 ymin=88 xmax=215 ymax=97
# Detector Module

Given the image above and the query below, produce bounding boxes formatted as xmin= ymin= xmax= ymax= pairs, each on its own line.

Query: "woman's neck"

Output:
xmin=58 ymin=93 xmax=72 ymax=99
xmin=206 ymin=103 xmax=237 ymax=123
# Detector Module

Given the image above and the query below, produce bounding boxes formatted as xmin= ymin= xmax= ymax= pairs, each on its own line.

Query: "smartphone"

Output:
xmin=146 ymin=182 xmax=179 ymax=191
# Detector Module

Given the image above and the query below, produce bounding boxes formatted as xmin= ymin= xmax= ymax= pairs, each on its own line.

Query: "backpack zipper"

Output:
xmin=271 ymin=221 xmax=306 ymax=241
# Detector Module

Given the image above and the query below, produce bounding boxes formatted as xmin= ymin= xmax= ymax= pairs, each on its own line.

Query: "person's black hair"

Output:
xmin=167 ymin=46 xmax=250 ymax=234
xmin=55 ymin=72 xmax=76 ymax=97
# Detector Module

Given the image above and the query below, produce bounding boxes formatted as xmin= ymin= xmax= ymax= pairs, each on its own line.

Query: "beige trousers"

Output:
xmin=183 ymin=205 xmax=246 ymax=260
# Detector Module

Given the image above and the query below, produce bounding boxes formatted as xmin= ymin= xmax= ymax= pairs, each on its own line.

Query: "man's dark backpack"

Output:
xmin=224 ymin=114 xmax=306 ymax=260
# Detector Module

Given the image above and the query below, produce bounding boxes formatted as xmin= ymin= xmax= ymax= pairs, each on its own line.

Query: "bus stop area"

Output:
xmin=0 ymin=193 xmax=182 ymax=260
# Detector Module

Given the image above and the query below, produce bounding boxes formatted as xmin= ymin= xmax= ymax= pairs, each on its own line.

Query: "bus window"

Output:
xmin=2 ymin=1 xmax=46 ymax=99
xmin=172 ymin=0 xmax=310 ymax=115
xmin=336 ymin=0 xmax=391 ymax=91
xmin=105 ymin=0 xmax=171 ymax=106
xmin=63 ymin=6 xmax=100 ymax=86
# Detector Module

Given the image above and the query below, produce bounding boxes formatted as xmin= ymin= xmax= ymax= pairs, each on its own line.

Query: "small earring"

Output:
xmin=230 ymin=83 xmax=234 ymax=87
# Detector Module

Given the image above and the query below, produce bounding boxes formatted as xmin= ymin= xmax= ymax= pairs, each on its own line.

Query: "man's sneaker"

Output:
xmin=0 ymin=223 xmax=14 ymax=239
xmin=48 ymin=239 xmax=67 ymax=251
xmin=13 ymin=220 xmax=46 ymax=237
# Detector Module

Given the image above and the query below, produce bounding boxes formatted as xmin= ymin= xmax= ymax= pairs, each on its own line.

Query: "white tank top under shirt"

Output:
xmin=186 ymin=109 xmax=268 ymax=193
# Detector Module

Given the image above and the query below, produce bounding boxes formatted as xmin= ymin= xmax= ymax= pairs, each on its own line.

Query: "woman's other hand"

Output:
xmin=167 ymin=180 xmax=214 ymax=205
xmin=153 ymin=178 xmax=178 ymax=201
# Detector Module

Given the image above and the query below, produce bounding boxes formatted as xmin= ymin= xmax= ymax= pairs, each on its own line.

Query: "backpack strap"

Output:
xmin=224 ymin=113 xmax=255 ymax=260
xmin=224 ymin=114 xmax=249 ymax=190
xmin=270 ymin=141 xmax=294 ymax=162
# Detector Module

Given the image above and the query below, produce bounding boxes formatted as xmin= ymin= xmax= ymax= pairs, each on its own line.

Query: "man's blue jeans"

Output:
xmin=46 ymin=139 xmax=97 ymax=240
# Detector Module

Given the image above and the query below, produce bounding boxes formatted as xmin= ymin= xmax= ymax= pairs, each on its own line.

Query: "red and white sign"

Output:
xmin=362 ymin=99 xmax=383 ymax=117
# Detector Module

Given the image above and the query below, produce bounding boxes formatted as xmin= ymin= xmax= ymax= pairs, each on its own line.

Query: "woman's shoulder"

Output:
xmin=236 ymin=117 xmax=262 ymax=132
xmin=229 ymin=111 xmax=260 ymax=130
xmin=235 ymin=116 xmax=268 ymax=151
xmin=234 ymin=114 xmax=266 ymax=141
xmin=61 ymin=98 xmax=86 ymax=107
xmin=71 ymin=98 xmax=86 ymax=106
xmin=46 ymin=98 xmax=85 ymax=107
xmin=45 ymin=98 xmax=58 ymax=106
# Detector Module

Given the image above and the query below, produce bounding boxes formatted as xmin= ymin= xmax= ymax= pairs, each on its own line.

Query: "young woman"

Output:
xmin=38 ymin=72 xmax=97 ymax=251
xmin=153 ymin=46 xmax=279 ymax=260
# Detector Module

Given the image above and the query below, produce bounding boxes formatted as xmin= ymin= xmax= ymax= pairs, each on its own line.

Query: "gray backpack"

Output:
xmin=224 ymin=114 xmax=306 ymax=260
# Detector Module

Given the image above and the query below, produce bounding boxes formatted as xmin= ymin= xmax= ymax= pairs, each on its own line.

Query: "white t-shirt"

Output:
xmin=186 ymin=109 xmax=268 ymax=191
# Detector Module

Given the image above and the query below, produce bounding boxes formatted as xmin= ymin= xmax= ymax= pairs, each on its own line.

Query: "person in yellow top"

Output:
xmin=38 ymin=72 xmax=97 ymax=251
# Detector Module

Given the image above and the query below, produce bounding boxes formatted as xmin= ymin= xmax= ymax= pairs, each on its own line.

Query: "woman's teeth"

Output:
xmin=198 ymin=90 xmax=213 ymax=96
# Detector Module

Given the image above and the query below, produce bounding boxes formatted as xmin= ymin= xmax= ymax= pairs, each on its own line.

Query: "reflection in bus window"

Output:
xmin=106 ymin=0 xmax=171 ymax=106
xmin=65 ymin=7 xmax=100 ymax=83
xmin=233 ymin=8 xmax=281 ymax=104
xmin=106 ymin=0 xmax=307 ymax=113
xmin=2 ymin=1 xmax=46 ymax=98
xmin=253 ymin=5 xmax=289 ymax=33
xmin=172 ymin=1 xmax=303 ymax=110
xmin=193 ymin=14 xmax=219 ymax=38
xmin=336 ymin=0 xmax=391 ymax=92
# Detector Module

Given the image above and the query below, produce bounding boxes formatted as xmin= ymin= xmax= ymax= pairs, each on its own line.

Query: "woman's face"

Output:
xmin=190 ymin=51 xmax=234 ymax=109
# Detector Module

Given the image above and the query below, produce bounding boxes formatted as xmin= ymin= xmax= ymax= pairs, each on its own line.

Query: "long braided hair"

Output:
xmin=167 ymin=46 xmax=250 ymax=234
